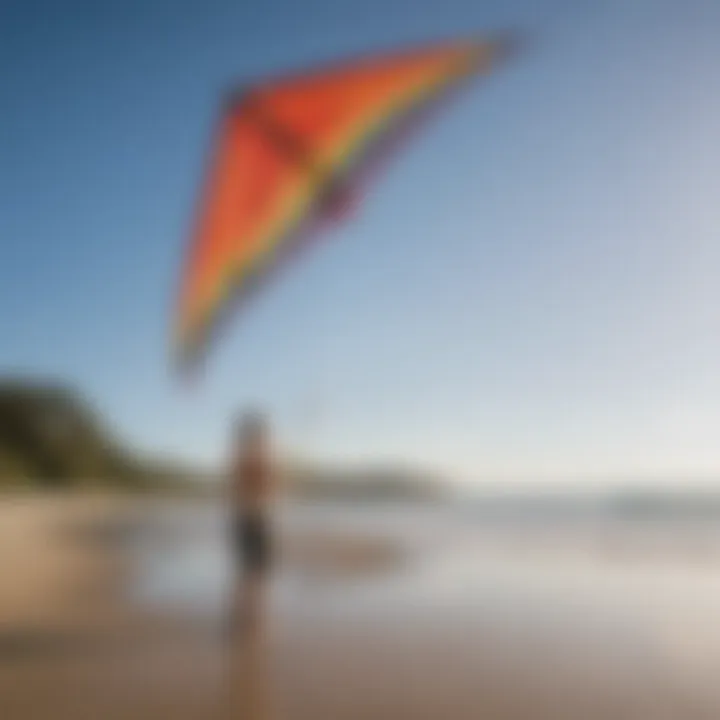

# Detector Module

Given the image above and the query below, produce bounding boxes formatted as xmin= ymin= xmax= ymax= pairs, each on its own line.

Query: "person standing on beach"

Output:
xmin=229 ymin=410 xmax=277 ymax=632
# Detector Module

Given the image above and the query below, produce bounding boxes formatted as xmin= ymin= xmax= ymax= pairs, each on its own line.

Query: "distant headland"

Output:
xmin=0 ymin=377 xmax=445 ymax=501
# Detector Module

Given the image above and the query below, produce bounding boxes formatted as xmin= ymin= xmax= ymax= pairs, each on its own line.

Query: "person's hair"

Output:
xmin=235 ymin=409 xmax=268 ymax=443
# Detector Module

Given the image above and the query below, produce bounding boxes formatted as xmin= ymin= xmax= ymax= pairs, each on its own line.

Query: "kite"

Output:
xmin=173 ymin=35 xmax=515 ymax=375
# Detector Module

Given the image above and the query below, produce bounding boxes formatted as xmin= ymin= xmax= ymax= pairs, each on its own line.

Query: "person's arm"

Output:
xmin=268 ymin=455 xmax=282 ymax=503
xmin=228 ymin=454 xmax=242 ymax=510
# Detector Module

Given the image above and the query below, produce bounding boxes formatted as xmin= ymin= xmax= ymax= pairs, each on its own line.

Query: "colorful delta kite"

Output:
xmin=174 ymin=36 xmax=513 ymax=375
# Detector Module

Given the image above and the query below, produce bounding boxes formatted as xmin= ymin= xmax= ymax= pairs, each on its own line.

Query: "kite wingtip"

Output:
xmin=462 ymin=29 xmax=526 ymax=73
xmin=491 ymin=28 xmax=531 ymax=64
xmin=476 ymin=28 xmax=524 ymax=61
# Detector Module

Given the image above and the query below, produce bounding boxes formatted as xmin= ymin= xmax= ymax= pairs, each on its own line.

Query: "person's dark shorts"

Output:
xmin=233 ymin=513 xmax=272 ymax=574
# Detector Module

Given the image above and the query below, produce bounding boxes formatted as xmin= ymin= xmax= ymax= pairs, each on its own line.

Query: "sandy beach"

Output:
xmin=4 ymin=495 xmax=720 ymax=719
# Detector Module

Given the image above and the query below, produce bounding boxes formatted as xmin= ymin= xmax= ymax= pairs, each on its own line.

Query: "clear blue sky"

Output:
xmin=3 ymin=0 xmax=720 ymax=481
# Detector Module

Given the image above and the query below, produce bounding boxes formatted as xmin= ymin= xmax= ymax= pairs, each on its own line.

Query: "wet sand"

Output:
xmin=3 ymin=495 xmax=720 ymax=719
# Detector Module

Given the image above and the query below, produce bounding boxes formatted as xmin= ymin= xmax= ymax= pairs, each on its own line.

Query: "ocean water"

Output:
xmin=129 ymin=495 xmax=720 ymax=608
xmin=121 ymin=496 xmax=720 ymax=709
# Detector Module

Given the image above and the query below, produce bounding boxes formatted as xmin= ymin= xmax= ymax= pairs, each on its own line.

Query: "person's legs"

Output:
xmin=227 ymin=517 xmax=246 ymax=636
xmin=233 ymin=515 xmax=271 ymax=635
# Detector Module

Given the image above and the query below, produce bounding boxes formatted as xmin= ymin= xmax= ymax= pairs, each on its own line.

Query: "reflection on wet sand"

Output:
xmin=226 ymin=587 xmax=275 ymax=720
